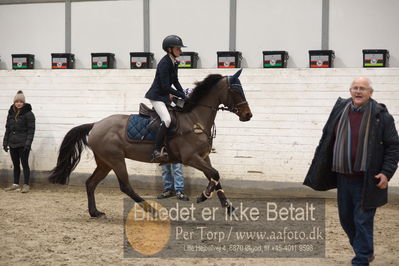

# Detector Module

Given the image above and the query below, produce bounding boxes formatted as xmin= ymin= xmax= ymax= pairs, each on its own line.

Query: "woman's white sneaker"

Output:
xmin=5 ymin=184 xmax=20 ymax=191
xmin=21 ymin=185 xmax=30 ymax=193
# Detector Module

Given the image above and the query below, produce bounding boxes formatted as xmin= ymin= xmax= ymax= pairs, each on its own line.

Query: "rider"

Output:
xmin=145 ymin=35 xmax=187 ymax=162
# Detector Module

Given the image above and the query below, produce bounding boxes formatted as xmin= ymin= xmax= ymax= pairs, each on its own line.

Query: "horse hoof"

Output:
xmin=196 ymin=192 xmax=209 ymax=203
xmin=197 ymin=195 xmax=206 ymax=203
xmin=226 ymin=205 xmax=235 ymax=216
xmin=90 ymin=211 xmax=106 ymax=218
xmin=138 ymin=201 xmax=158 ymax=217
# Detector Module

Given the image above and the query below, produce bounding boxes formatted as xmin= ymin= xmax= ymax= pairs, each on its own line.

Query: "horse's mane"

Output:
xmin=182 ymin=74 xmax=224 ymax=112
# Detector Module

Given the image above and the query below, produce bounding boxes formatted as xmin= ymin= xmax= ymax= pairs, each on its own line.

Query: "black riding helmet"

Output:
xmin=162 ymin=35 xmax=186 ymax=52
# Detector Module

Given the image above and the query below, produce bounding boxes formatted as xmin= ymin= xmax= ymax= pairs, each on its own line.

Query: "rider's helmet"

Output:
xmin=162 ymin=35 xmax=186 ymax=52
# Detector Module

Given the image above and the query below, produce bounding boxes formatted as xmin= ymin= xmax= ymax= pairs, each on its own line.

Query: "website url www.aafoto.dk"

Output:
xmin=234 ymin=226 xmax=323 ymax=242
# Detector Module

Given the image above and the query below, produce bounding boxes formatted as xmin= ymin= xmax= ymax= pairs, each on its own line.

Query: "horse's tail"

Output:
xmin=48 ymin=123 xmax=94 ymax=185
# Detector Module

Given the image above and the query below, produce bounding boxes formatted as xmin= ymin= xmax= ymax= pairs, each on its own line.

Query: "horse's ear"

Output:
xmin=233 ymin=68 xmax=243 ymax=79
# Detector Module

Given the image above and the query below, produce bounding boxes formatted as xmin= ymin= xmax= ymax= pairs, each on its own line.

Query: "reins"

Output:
xmin=195 ymin=78 xmax=248 ymax=114
xmin=181 ymin=75 xmax=248 ymax=140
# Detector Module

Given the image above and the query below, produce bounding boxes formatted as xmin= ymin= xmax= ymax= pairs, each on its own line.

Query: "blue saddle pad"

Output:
xmin=127 ymin=115 xmax=156 ymax=141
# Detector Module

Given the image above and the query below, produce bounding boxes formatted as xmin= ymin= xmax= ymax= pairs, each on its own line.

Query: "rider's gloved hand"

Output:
xmin=177 ymin=90 xmax=186 ymax=99
xmin=184 ymin=88 xmax=193 ymax=96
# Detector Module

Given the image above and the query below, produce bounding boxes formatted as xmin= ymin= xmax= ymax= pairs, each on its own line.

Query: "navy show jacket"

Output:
xmin=145 ymin=54 xmax=186 ymax=104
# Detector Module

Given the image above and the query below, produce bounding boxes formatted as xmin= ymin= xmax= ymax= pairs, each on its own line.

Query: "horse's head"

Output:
xmin=221 ymin=69 xmax=252 ymax=121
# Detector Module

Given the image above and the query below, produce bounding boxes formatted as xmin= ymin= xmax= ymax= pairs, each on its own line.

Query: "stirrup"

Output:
xmin=151 ymin=147 xmax=168 ymax=163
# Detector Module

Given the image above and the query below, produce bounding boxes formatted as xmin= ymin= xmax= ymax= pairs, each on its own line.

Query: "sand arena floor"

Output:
xmin=0 ymin=184 xmax=398 ymax=266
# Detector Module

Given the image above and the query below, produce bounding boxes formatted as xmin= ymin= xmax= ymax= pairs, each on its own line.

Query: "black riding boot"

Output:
xmin=151 ymin=122 xmax=169 ymax=162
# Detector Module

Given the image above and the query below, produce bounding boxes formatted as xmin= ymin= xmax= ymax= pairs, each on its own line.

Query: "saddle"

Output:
xmin=137 ymin=103 xmax=179 ymax=138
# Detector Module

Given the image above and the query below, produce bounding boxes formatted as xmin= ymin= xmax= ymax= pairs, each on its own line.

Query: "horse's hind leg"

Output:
xmin=86 ymin=162 xmax=111 ymax=218
xmin=112 ymin=161 xmax=144 ymax=202
xmin=112 ymin=161 xmax=157 ymax=214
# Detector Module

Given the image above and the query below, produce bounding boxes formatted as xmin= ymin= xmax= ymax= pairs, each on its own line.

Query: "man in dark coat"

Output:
xmin=304 ymin=77 xmax=399 ymax=266
xmin=3 ymin=90 xmax=36 ymax=193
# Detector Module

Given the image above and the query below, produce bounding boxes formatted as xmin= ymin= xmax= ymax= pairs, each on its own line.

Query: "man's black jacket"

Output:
xmin=304 ymin=97 xmax=399 ymax=209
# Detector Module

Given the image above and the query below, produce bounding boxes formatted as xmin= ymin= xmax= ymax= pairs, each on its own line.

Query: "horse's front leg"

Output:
xmin=197 ymin=179 xmax=218 ymax=203
xmin=185 ymin=155 xmax=235 ymax=214
xmin=185 ymin=154 xmax=219 ymax=203
xmin=203 ymin=156 xmax=235 ymax=214
xmin=214 ymin=181 xmax=235 ymax=215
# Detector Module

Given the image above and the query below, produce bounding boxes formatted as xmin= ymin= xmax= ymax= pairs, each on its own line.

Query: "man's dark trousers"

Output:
xmin=337 ymin=174 xmax=376 ymax=266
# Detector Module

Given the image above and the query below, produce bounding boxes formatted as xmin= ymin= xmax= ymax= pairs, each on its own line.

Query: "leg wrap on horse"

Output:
xmin=211 ymin=178 xmax=219 ymax=185
xmin=211 ymin=171 xmax=220 ymax=182
xmin=197 ymin=177 xmax=219 ymax=204
xmin=197 ymin=182 xmax=214 ymax=203
xmin=196 ymin=192 xmax=209 ymax=203
xmin=215 ymin=183 xmax=229 ymax=208
xmin=205 ymin=179 xmax=216 ymax=197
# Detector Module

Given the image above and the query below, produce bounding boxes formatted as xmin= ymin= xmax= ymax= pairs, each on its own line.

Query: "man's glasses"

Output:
xmin=350 ymin=86 xmax=369 ymax=92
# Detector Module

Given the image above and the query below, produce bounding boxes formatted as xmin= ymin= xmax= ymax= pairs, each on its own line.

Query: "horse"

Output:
xmin=48 ymin=69 xmax=252 ymax=218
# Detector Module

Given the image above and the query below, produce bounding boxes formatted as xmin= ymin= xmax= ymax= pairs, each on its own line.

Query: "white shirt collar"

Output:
xmin=169 ymin=54 xmax=177 ymax=64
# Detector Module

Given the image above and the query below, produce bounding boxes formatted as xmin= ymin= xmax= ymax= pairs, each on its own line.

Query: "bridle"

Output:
xmin=187 ymin=76 xmax=249 ymax=140
xmin=197 ymin=76 xmax=248 ymax=114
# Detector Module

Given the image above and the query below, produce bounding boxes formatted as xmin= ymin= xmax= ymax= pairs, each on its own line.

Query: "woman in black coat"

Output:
xmin=3 ymin=91 xmax=35 ymax=193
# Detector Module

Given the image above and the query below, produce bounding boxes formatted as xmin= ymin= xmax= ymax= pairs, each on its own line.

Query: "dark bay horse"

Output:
xmin=49 ymin=69 xmax=252 ymax=217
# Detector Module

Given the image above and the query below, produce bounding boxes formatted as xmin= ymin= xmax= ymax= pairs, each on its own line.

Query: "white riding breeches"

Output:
xmin=150 ymin=100 xmax=171 ymax=128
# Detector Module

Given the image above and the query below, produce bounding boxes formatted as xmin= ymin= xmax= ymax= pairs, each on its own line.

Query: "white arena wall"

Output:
xmin=0 ymin=68 xmax=398 ymax=188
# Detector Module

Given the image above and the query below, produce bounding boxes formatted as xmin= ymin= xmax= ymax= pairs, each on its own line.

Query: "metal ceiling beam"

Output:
xmin=321 ymin=0 xmax=330 ymax=49
xmin=0 ymin=0 xmax=122 ymax=5
xmin=143 ymin=0 xmax=150 ymax=52
xmin=65 ymin=0 xmax=71 ymax=53
xmin=229 ymin=0 xmax=237 ymax=51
